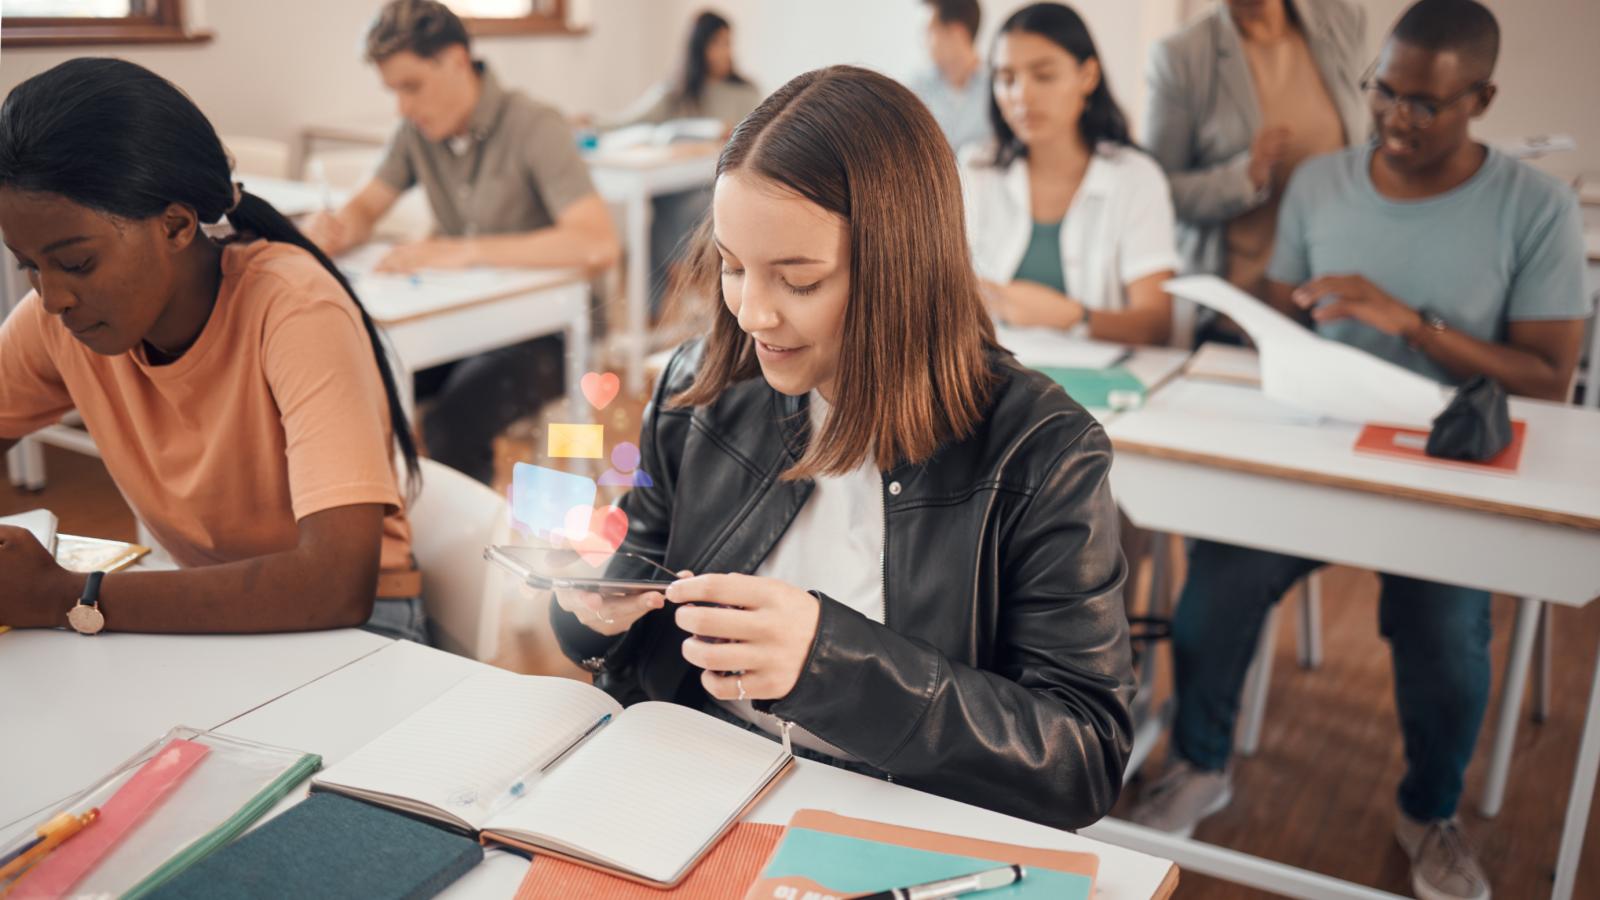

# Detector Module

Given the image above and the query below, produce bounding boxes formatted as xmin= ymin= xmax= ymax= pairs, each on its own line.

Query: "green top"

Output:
xmin=1013 ymin=218 xmax=1067 ymax=294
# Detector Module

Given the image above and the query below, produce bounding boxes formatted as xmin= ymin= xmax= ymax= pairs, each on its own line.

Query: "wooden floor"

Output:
xmin=8 ymin=404 xmax=1600 ymax=899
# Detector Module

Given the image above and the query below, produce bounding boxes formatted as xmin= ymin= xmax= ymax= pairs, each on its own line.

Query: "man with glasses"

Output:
xmin=1132 ymin=3 xmax=1588 ymax=898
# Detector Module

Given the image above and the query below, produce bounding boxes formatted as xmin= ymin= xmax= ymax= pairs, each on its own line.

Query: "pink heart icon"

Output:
xmin=580 ymin=372 xmax=620 ymax=411
xmin=561 ymin=504 xmax=629 ymax=567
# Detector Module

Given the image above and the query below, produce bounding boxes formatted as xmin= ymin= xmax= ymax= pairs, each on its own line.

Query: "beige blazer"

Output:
xmin=1143 ymin=0 xmax=1370 ymax=279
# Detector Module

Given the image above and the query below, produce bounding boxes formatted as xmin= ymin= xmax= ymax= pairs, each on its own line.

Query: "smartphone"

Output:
xmin=484 ymin=545 xmax=679 ymax=596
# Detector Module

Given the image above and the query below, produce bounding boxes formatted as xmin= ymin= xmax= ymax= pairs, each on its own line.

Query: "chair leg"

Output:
xmin=1236 ymin=603 xmax=1281 ymax=757
xmin=1295 ymin=574 xmax=1324 ymax=670
xmin=1480 ymin=596 xmax=1543 ymax=818
xmin=6 ymin=436 xmax=46 ymax=491
xmin=1534 ymin=601 xmax=1552 ymax=724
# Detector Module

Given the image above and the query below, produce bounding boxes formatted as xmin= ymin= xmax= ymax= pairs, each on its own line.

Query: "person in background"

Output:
xmin=962 ymin=3 xmax=1179 ymax=347
xmin=0 ymin=59 xmax=426 ymax=643
xmin=550 ymin=65 xmax=1133 ymax=831
xmin=303 ymin=0 xmax=619 ymax=485
xmin=906 ymin=0 xmax=992 ymax=153
xmin=1132 ymin=5 xmax=1590 ymax=899
xmin=1144 ymin=0 xmax=1366 ymax=322
xmin=606 ymin=10 xmax=763 ymax=316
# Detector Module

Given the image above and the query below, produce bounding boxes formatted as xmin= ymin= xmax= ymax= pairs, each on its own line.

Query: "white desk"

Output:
xmin=1103 ymin=376 xmax=1600 ymax=900
xmin=587 ymin=143 xmax=721 ymax=396
xmin=0 ymin=629 xmax=390 ymax=842
xmin=240 ymin=174 xmax=347 ymax=218
xmin=218 ymin=640 xmax=1180 ymax=900
xmin=337 ymin=245 xmax=593 ymax=418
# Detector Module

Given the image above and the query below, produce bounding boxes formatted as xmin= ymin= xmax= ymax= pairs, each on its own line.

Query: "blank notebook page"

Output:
xmin=314 ymin=671 xmax=620 ymax=830
xmin=494 ymin=701 xmax=789 ymax=884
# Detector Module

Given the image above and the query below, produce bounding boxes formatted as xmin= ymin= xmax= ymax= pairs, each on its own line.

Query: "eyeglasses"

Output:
xmin=1360 ymin=77 xmax=1488 ymax=129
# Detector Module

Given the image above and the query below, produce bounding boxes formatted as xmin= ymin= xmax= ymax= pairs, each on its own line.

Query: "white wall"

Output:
xmin=0 ymin=0 xmax=682 ymax=158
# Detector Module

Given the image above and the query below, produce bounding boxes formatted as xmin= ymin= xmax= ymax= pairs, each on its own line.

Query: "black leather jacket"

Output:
xmin=553 ymin=340 xmax=1135 ymax=830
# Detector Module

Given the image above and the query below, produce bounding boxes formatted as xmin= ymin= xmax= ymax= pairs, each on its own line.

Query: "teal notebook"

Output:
xmin=146 ymin=794 xmax=483 ymax=900
xmin=1036 ymin=365 xmax=1145 ymax=411
xmin=743 ymin=810 xmax=1097 ymax=900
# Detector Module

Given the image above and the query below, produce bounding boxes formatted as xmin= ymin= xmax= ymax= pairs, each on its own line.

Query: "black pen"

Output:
xmin=858 ymin=863 xmax=1026 ymax=900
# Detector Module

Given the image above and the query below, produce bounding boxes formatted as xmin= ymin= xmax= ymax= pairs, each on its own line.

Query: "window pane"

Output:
xmin=3 ymin=0 xmax=134 ymax=16
xmin=444 ymin=0 xmax=558 ymax=18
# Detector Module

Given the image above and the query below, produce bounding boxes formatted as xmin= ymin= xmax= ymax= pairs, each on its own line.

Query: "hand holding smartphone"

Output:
xmin=485 ymin=546 xmax=688 ymax=636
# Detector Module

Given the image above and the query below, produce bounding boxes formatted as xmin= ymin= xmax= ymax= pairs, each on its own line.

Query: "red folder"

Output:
xmin=1353 ymin=420 xmax=1527 ymax=474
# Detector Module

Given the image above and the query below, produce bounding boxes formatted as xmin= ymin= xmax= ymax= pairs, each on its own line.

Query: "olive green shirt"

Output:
xmin=374 ymin=64 xmax=596 ymax=237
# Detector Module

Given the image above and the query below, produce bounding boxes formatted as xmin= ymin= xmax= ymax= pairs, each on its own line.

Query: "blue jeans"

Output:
xmin=1170 ymin=539 xmax=1491 ymax=821
xmin=361 ymin=595 xmax=432 ymax=645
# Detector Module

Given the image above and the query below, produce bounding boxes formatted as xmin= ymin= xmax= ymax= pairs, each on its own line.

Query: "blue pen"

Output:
xmin=488 ymin=713 xmax=612 ymax=815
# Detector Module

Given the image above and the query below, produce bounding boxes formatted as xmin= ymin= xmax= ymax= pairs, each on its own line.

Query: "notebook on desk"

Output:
xmin=744 ymin=810 xmax=1100 ymax=900
xmin=310 ymin=670 xmax=794 ymax=888
xmin=0 ymin=509 xmax=57 ymax=554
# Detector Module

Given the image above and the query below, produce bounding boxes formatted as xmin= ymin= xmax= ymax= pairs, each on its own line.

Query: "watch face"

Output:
xmin=67 ymin=604 xmax=105 ymax=635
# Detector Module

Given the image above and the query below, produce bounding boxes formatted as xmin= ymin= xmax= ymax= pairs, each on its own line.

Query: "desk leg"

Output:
xmin=1481 ymin=596 xmax=1541 ymax=817
xmin=623 ymin=192 xmax=650 ymax=398
xmin=6 ymin=436 xmax=45 ymax=491
xmin=565 ymin=284 xmax=592 ymax=425
xmin=1552 ymin=631 xmax=1600 ymax=900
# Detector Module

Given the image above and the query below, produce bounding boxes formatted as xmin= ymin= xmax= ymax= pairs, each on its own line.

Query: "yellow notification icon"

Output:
xmin=548 ymin=423 xmax=605 ymax=459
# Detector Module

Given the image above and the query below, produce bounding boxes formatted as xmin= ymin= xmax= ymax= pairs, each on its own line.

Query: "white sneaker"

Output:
xmin=1395 ymin=812 xmax=1491 ymax=900
xmin=1129 ymin=758 xmax=1233 ymax=838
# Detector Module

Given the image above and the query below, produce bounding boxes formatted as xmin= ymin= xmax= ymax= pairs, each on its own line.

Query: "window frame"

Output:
xmin=1 ymin=0 xmax=212 ymax=49
xmin=451 ymin=0 xmax=587 ymax=38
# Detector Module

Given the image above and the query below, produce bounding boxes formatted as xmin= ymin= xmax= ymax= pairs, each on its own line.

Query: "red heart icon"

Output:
xmin=580 ymin=372 xmax=620 ymax=411
xmin=561 ymin=504 xmax=629 ymax=567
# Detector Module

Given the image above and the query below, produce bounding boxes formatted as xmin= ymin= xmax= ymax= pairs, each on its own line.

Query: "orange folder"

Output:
xmin=1353 ymin=420 xmax=1527 ymax=474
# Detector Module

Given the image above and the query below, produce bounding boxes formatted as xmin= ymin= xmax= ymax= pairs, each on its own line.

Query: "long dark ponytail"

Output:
xmin=0 ymin=57 xmax=420 ymax=494
xmin=989 ymin=3 xmax=1134 ymax=168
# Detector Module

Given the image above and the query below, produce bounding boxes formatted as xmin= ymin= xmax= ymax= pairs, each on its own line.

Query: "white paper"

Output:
xmin=0 ymin=509 xmax=57 ymax=554
xmin=995 ymin=325 xmax=1129 ymax=370
xmin=333 ymin=244 xmax=572 ymax=319
xmin=1164 ymin=276 xmax=1451 ymax=428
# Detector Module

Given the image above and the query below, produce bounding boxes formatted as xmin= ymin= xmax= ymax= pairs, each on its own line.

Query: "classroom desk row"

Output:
xmin=0 ymin=632 xmax=1180 ymax=900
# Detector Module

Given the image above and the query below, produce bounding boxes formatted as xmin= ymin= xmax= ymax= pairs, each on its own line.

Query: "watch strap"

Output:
xmin=79 ymin=570 xmax=105 ymax=609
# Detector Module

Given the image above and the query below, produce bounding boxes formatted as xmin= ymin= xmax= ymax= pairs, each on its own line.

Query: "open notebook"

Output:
xmin=311 ymin=671 xmax=794 ymax=888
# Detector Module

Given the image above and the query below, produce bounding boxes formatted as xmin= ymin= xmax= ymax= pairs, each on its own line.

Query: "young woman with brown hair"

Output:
xmin=549 ymin=65 xmax=1134 ymax=830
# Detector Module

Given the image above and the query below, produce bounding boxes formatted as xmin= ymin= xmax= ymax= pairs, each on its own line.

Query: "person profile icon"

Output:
xmin=598 ymin=441 xmax=654 ymax=487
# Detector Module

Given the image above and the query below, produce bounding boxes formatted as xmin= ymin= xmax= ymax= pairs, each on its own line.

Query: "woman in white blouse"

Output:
xmin=962 ymin=2 xmax=1181 ymax=347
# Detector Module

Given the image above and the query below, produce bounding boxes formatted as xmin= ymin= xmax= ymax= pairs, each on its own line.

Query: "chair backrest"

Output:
xmin=222 ymin=135 xmax=293 ymax=180
xmin=409 ymin=458 xmax=512 ymax=660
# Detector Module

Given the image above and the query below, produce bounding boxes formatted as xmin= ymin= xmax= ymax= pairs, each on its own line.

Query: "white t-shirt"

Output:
xmin=719 ymin=391 xmax=885 ymax=758
xmin=960 ymin=142 xmax=1181 ymax=336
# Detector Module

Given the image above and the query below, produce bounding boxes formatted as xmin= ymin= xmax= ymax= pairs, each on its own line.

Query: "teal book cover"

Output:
xmin=146 ymin=793 xmax=482 ymax=900
xmin=743 ymin=810 xmax=1096 ymax=900
xmin=1037 ymin=365 xmax=1146 ymax=411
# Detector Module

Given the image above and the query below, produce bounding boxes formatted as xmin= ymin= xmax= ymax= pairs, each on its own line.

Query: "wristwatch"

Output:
xmin=66 ymin=571 xmax=106 ymax=636
xmin=1409 ymin=308 xmax=1448 ymax=348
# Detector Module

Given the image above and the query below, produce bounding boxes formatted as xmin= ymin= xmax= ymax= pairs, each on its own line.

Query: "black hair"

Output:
xmin=1391 ymin=0 xmax=1500 ymax=80
xmin=0 ymin=57 xmax=421 ymax=494
xmin=678 ymin=10 xmax=750 ymax=108
xmin=989 ymin=3 xmax=1134 ymax=168
xmin=923 ymin=0 xmax=982 ymax=40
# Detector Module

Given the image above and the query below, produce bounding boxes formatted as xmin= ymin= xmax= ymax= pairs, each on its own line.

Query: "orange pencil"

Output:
xmin=0 ymin=809 xmax=99 ymax=891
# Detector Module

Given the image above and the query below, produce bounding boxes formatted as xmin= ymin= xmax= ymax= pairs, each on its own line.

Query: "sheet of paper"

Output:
xmin=313 ymin=671 xmax=621 ymax=831
xmin=1164 ymin=276 xmax=1451 ymax=428
xmin=994 ymin=326 xmax=1129 ymax=370
xmin=0 ymin=509 xmax=57 ymax=555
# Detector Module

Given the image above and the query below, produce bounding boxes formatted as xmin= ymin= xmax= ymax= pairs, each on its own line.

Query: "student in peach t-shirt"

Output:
xmin=0 ymin=58 xmax=426 ymax=642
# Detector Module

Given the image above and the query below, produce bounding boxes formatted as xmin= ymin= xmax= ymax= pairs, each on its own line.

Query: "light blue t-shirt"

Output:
xmin=1268 ymin=144 xmax=1589 ymax=385
xmin=906 ymin=65 xmax=993 ymax=154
